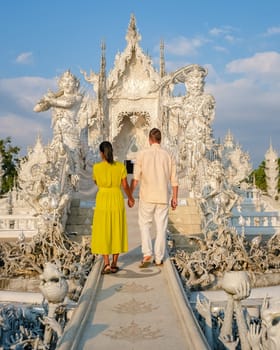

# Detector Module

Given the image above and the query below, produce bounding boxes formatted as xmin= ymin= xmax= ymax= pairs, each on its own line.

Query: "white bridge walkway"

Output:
xmin=57 ymin=201 xmax=209 ymax=350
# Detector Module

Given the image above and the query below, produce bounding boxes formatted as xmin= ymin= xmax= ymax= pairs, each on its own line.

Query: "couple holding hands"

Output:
xmin=91 ymin=128 xmax=178 ymax=275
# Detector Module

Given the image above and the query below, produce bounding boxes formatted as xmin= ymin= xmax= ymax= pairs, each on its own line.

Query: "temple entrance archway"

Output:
xmin=112 ymin=111 xmax=150 ymax=163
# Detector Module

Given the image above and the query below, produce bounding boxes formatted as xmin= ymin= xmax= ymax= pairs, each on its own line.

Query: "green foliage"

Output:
xmin=0 ymin=137 xmax=20 ymax=194
xmin=250 ymin=160 xmax=267 ymax=191
xmin=249 ymin=159 xmax=280 ymax=192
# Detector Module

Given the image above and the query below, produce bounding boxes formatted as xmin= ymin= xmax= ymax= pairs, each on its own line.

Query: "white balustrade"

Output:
xmin=231 ymin=211 xmax=280 ymax=235
xmin=0 ymin=215 xmax=39 ymax=238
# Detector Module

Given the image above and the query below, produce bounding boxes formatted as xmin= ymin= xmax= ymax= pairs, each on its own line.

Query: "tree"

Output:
xmin=251 ymin=160 xmax=267 ymax=191
xmin=0 ymin=137 xmax=20 ymax=194
xmin=249 ymin=159 xmax=280 ymax=193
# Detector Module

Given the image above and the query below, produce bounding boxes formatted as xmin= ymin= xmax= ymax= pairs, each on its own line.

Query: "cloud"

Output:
xmin=0 ymin=76 xmax=56 ymax=155
xmin=209 ymin=26 xmax=234 ymax=36
xmin=0 ymin=113 xmax=52 ymax=155
xmin=207 ymin=78 xmax=279 ymax=121
xmin=164 ymin=36 xmax=207 ymax=56
xmin=15 ymin=52 xmax=34 ymax=64
xmin=0 ymin=76 xmax=56 ymax=113
xmin=213 ymin=46 xmax=229 ymax=54
xmin=224 ymin=35 xmax=235 ymax=43
xmin=209 ymin=27 xmax=226 ymax=36
xmin=263 ymin=26 xmax=280 ymax=36
xmin=226 ymin=51 xmax=280 ymax=78
xmin=209 ymin=26 xmax=238 ymax=43
xmin=205 ymin=52 xmax=280 ymax=166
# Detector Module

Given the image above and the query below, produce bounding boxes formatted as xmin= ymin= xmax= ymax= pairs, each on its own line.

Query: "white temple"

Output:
xmin=0 ymin=14 xmax=279 ymax=238
xmin=1 ymin=14 xmax=280 ymax=350
xmin=31 ymin=15 xmax=251 ymax=197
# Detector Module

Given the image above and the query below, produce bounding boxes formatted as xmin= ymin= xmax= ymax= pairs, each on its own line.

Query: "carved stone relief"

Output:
xmin=104 ymin=320 xmax=162 ymax=342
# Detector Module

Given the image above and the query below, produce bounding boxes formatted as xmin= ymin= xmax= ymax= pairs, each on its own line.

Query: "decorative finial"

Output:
xmin=126 ymin=13 xmax=141 ymax=47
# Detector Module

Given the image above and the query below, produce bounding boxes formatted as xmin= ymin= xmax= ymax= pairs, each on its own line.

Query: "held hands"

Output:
xmin=128 ymin=197 xmax=135 ymax=208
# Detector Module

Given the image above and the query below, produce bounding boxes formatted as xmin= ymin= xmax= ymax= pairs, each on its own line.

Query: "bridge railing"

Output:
xmin=0 ymin=215 xmax=39 ymax=238
xmin=230 ymin=211 xmax=280 ymax=235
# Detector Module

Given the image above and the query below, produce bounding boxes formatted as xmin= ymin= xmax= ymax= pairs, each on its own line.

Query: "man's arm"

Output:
xmin=171 ymin=185 xmax=178 ymax=210
xmin=130 ymin=179 xmax=139 ymax=194
xmin=121 ymin=178 xmax=135 ymax=207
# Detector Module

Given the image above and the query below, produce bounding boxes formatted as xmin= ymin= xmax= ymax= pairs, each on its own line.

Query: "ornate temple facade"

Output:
xmin=79 ymin=15 xmax=250 ymax=199
xmin=1 ymin=16 xmax=280 ymax=350
xmin=0 ymin=14 xmax=272 ymax=236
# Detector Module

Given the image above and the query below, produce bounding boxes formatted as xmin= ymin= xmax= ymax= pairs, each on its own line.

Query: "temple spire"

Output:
xmin=265 ymin=139 xmax=279 ymax=199
xmin=99 ymin=40 xmax=106 ymax=102
xmin=160 ymin=39 xmax=166 ymax=78
xmin=126 ymin=13 xmax=141 ymax=48
xmin=98 ymin=40 xmax=107 ymax=137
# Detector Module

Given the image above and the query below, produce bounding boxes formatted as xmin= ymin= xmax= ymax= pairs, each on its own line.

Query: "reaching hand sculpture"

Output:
xmin=220 ymin=271 xmax=251 ymax=350
xmin=247 ymin=323 xmax=262 ymax=350
xmin=196 ymin=296 xmax=214 ymax=348
xmin=260 ymin=296 xmax=280 ymax=350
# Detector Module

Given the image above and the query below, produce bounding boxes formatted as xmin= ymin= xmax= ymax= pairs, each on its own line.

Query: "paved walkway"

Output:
xmin=58 ymin=201 xmax=209 ymax=350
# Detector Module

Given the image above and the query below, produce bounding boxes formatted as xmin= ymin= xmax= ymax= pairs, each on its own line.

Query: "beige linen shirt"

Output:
xmin=133 ymin=143 xmax=178 ymax=204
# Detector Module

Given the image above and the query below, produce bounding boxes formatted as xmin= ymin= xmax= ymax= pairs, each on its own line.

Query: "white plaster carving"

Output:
xmin=0 ymin=13 xmax=280 ymax=350
xmin=0 ymin=152 xmax=3 ymax=191
xmin=0 ymin=12 xmax=277 ymax=260
xmin=265 ymin=143 xmax=279 ymax=199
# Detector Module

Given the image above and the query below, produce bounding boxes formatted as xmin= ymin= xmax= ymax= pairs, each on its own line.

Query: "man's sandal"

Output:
xmin=101 ymin=264 xmax=111 ymax=275
xmin=139 ymin=256 xmax=152 ymax=268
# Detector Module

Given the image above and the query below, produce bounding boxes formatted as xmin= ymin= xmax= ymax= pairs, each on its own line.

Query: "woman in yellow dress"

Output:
xmin=91 ymin=141 xmax=135 ymax=274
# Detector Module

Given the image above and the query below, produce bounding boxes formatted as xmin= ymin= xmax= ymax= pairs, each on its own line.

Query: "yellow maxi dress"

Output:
xmin=91 ymin=161 xmax=128 ymax=255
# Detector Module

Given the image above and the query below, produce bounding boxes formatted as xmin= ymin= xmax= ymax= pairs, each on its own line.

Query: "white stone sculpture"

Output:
xmin=17 ymin=136 xmax=77 ymax=225
xmin=80 ymin=69 xmax=103 ymax=159
xmin=194 ymin=271 xmax=252 ymax=350
xmin=195 ymin=295 xmax=214 ymax=349
xmin=34 ymin=70 xmax=83 ymax=180
xmin=195 ymin=271 xmax=280 ymax=350
xmin=160 ymin=64 xmax=217 ymax=196
xmin=40 ymin=262 xmax=68 ymax=347
xmin=40 ymin=262 xmax=68 ymax=304
xmin=265 ymin=142 xmax=279 ymax=199
xmin=0 ymin=303 xmax=46 ymax=349
xmin=0 ymin=152 xmax=3 ymax=191
xmin=1 ymin=13 xmax=280 ymax=350
xmin=219 ymin=273 xmax=280 ymax=350
xmin=220 ymin=271 xmax=251 ymax=350
xmin=173 ymin=219 xmax=280 ymax=292
xmin=199 ymin=159 xmax=239 ymax=236
xmin=260 ymin=297 xmax=280 ymax=350
xmin=0 ymin=12 xmax=277 ymax=288
xmin=0 ymin=13 xmax=265 ymax=236
xmin=221 ymin=130 xmax=252 ymax=186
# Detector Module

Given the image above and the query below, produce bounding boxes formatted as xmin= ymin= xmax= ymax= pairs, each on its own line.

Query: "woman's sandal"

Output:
xmin=101 ymin=264 xmax=111 ymax=275
xmin=110 ymin=264 xmax=120 ymax=273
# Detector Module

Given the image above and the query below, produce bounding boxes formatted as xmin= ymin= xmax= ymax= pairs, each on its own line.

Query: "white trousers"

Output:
xmin=138 ymin=199 xmax=169 ymax=263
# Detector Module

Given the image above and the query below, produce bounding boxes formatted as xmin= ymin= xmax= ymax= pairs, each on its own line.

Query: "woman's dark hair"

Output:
xmin=99 ymin=141 xmax=114 ymax=164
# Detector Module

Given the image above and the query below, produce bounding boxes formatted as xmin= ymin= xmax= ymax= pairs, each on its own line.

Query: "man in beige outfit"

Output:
xmin=130 ymin=128 xmax=178 ymax=267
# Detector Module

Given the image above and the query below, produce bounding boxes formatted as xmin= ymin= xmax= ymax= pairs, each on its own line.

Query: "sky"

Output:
xmin=0 ymin=0 xmax=280 ymax=168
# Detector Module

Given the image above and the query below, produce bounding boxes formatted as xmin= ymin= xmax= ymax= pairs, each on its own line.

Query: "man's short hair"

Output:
xmin=149 ymin=128 xmax=161 ymax=143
